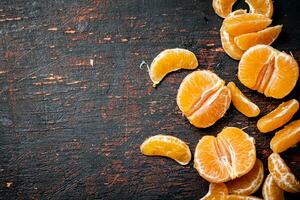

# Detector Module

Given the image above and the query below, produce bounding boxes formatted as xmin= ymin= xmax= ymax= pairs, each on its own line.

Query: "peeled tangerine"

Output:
xmin=262 ymin=174 xmax=284 ymax=200
xmin=238 ymin=45 xmax=299 ymax=99
xmin=194 ymin=127 xmax=256 ymax=183
xmin=227 ymin=82 xmax=260 ymax=117
xmin=149 ymin=48 xmax=198 ymax=87
xmin=200 ymin=183 xmax=228 ymax=200
xmin=257 ymin=99 xmax=299 ymax=133
xmin=226 ymin=159 xmax=264 ymax=196
xmin=268 ymin=153 xmax=300 ymax=193
xmin=270 ymin=119 xmax=300 ymax=153
xmin=140 ymin=135 xmax=191 ymax=165
xmin=177 ymin=70 xmax=231 ymax=128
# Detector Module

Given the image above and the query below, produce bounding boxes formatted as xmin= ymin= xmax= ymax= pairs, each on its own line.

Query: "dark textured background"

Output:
xmin=0 ymin=0 xmax=299 ymax=199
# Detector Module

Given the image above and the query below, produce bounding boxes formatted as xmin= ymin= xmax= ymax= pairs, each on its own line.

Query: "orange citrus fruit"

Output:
xmin=257 ymin=99 xmax=299 ymax=133
xmin=212 ymin=0 xmax=237 ymax=18
xmin=200 ymin=183 xmax=228 ymax=200
xmin=270 ymin=119 xmax=300 ymax=153
xmin=227 ymin=195 xmax=262 ymax=200
xmin=245 ymin=0 xmax=273 ymax=18
xmin=194 ymin=127 xmax=256 ymax=183
xmin=140 ymin=135 xmax=191 ymax=165
xmin=149 ymin=48 xmax=198 ymax=87
xmin=238 ymin=45 xmax=299 ymax=99
xmin=222 ymin=13 xmax=272 ymax=36
xmin=234 ymin=25 xmax=282 ymax=51
xmin=226 ymin=159 xmax=264 ymax=195
xmin=227 ymin=82 xmax=260 ymax=117
xmin=268 ymin=153 xmax=300 ymax=193
xmin=262 ymin=174 xmax=285 ymax=200
xmin=177 ymin=70 xmax=231 ymax=128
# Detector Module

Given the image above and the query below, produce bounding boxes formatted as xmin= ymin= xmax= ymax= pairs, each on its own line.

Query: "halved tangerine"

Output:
xmin=262 ymin=174 xmax=285 ymax=200
xmin=268 ymin=153 xmax=300 ymax=193
xmin=194 ymin=127 xmax=256 ymax=183
xmin=227 ymin=195 xmax=262 ymax=200
xmin=140 ymin=135 xmax=191 ymax=165
xmin=238 ymin=45 xmax=299 ymax=99
xmin=257 ymin=99 xmax=299 ymax=133
xmin=234 ymin=25 xmax=282 ymax=51
xmin=200 ymin=183 xmax=228 ymax=200
xmin=226 ymin=159 xmax=264 ymax=195
xmin=270 ymin=119 xmax=300 ymax=153
xmin=177 ymin=70 xmax=231 ymax=128
xmin=212 ymin=0 xmax=237 ymax=18
xmin=245 ymin=0 xmax=273 ymax=18
xmin=149 ymin=48 xmax=198 ymax=87
xmin=227 ymin=82 xmax=260 ymax=117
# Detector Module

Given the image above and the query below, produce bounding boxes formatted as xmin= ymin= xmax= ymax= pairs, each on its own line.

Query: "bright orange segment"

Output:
xmin=177 ymin=70 xmax=231 ymax=128
xmin=200 ymin=183 xmax=228 ymax=200
xmin=140 ymin=135 xmax=191 ymax=165
xmin=270 ymin=119 xmax=300 ymax=153
xmin=246 ymin=0 xmax=274 ymax=18
xmin=226 ymin=159 xmax=264 ymax=195
xmin=227 ymin=195 xmax=262 ymax=200
xmin=234 ymin=25 xmax=282 ymax=51
xmin=257 ymin=99 xmax=299 ymax=133
xmin=238 ymin=45 xmax=299 ymax=99
xmin=262 ymin=174 xmax=285 ymax=200
xmin=227 ymin=82 xmax=260 ymax=117
xmin=194 ymin=127 xmax=256 ymax=183
xmin=212 ymin=0 xmax=237 ymax=18
xmin=149 ymin=48 xmax=198 ymax=87
xmin=222 ymin=13 xmax=272 ymax=36
xmin=268 ymin=153 xmax=300 ymax=193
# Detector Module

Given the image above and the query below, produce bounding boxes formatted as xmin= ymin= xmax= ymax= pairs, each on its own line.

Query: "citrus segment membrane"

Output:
xmin=200 ymin=183 xmax=228 ymax=200
xmin=246 ymin=0 xmax=274 ymax=18
xmin=227 ymin=195 xmax=263 ymax=200
xmin=262 ymin=174 xmax=285 ymax=200
xmin=212 ymin=0 xmax=238 ymax=18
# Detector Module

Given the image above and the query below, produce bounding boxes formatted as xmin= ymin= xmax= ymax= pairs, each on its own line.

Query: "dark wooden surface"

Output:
xmin=0 ymin=0 xmax=299 ymax=199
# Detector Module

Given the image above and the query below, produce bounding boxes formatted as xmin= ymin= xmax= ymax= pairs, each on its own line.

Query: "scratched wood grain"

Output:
xmin=0 ymin=0 xmax=299 ymax=199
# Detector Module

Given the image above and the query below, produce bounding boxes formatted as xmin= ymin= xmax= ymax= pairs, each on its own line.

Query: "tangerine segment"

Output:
xmin=140 ymin=135 xmax=191 ymax=165
xmin=149 ymin=48 xmax=198 ymax=86
xmin=194 ymin=127 xmax=256 ymax=183
xmin=234 ymin=25 xmax=282 ymax=51
xmin=257 ymin=99 xmax=299 ymax=133
xmin=226 ymin=159 xmax=264 ymax=195
xmin=268 ymin=153 xmax=300 ymax=193
xmin=245 ymin=0 xmax=274 ymax=18
xmin=201 ymin=183 xmax=228 ymax=200
xmin=238 ymin=45 xmax=299 ymax=99
xmin=222 ymin=13 xmax=272 ymax=36
xmin=262 ymin=174 xmax=285 ymax=200
xmin=227 ymin=195 xmax=262 ymax=200
xmin=177 ymin=70 xmax=231 ymax=128
xmin=227 ymin=82 xmax=260 ymax=117
xmin=270 ymin=119 xmax=300 ymax=153
xmin=212 ymin=0 xmax=237 ymax=18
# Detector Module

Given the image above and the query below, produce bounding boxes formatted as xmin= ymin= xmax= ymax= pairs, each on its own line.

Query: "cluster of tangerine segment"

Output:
xmin=268 ymin=153 xmax=300 ymax=193
xmin=177 ymin=70 xmax=231 ymax=128
xmin=227 ymin=195 xmax=262 ymax=200
xmin=200 ymin=183 xmax=228 ymax=200
xmin=262 ymin=174 xmax=285 ymax=200
xmin=212 ymin=0 xmax=237 ymax=18
xmin=140 ymin=135 xmax=191 ymax=165
xmin=245 ymin=0 xmax=274 ymax=18
xmin=227 ymin=82 xmax=260 ymax=117
xmin=194 ymin=127 xmax=256 ymax=183
xmin=270 ymin=119 xmax=300 ymax=153
xmin=226 ymin=159 xmax=264 ymax=195
xmin=238 ymin=45 xmax=299 ymax=98
xmin=257 ymin=99 xmax=299 ymax=133
xmin=149 ymin=48 xmax=198 ymax=87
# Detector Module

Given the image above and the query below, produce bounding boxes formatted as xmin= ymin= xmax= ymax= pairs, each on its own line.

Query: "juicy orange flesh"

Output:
xmin=234 ymin=25 xmax=282 ymax=51
xmin=194 ymin=127 xmax=256 ymax=183
xmin=140 ymin=135 xmax=191 ymax=165
xmin=221 ymin=25 xmax=244 ymax=60
xmin=227 ymin=82 xmax=260 ymax=117
xmin=268 ymin=153 xmax=300 ymax=193
xmin=270 ymin=119 xmax=300 ymax=153
xmin=227 ymin=195 xmax=262 ymax=200
xmin=246 ymin=0 xmax=273 ymax=18
xmin=149 ymin=48 xmax=198 ymax=86
xmin=226 ymin=159 xmax=264 ymax=196
xmin=212 ymin=0 xmax=238 ymax=18
xmin=257 ymin=99 xmax=299 ymax=133
xmin=262 ymin=174 xmax=284 ymax=200
xmin=201 ymin=183 xmax=228 ymax=200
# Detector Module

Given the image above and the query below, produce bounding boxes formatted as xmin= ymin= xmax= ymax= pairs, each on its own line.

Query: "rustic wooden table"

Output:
xmin=0 ymin=0 xmax=299 ymax=199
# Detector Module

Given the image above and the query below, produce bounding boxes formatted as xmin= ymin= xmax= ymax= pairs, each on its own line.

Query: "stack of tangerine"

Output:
xmin=140 ymin=0 xmax=300 ymax=199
